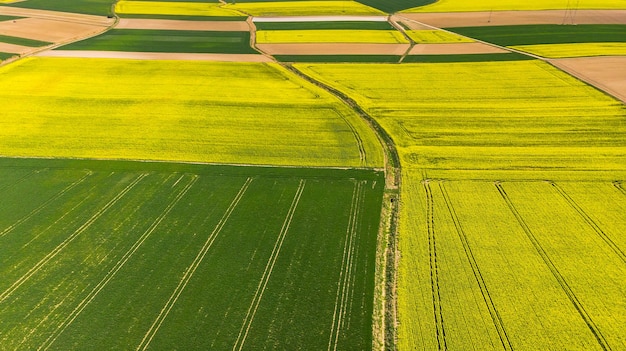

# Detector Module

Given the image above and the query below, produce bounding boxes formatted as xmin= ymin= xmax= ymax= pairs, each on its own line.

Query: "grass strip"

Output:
xmin=448 ymin=24 xmax=626 ymax=46
xmin=0 ymin=35 xmax=52 ymax=47
xmin=60 ymin=29 xmax=256 ymax=54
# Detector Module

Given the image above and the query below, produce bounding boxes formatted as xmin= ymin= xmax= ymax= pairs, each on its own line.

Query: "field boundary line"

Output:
xmin=39 ymin=175 xmax=198 ymax=351
xmin=0 ymin=171 xmax=93 ymax=239
xmin=495 ymin=182 xmax=612 ymax=351
xmin=233 ymin=179 xmax=307 ymax=351
xmin=327 ymin=180 xmax=364 ymax=351
xmin=0 ymin=173 xmax=147 ymax=304
xmin=137 ymin=177 xmax=254 ymax=351
xmin=423 ymin=180 xmax=447 ymax=350
xmin=439 ymin=183 xmax=513 ymax=351
xmin=550 ymin=182 xmax=626 ymax=264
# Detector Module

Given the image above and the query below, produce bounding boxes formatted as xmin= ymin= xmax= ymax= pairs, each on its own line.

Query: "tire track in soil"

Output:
xmin=136 ymin=177 xmax=254 ymax=351
xmin=439 ymin=182 xmax=513 ymax=351
xmin=0 ymin=171 xmax=93 ymax=239
xmin=327 ymin=180 xmax=364 ymax=351
xmin=39 ymin=174 xmax=198 ymax=351
xmin=233 ymin=179 xmax=306 ymax=351
xmin=495 ymin=182 xmax=612 ymax=351
xmin=423 ymin=180 xmax=447 ymax=351
xmin=0 ymin=173 xmax=147 ymax=304
xmin=550 ymin=182 xmax=626 ymax=264
xmin=613 ymin=181 xmax=626 ymax=196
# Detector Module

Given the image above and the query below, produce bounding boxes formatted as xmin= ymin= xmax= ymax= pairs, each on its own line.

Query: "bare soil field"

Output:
xmin=0 ymin=17 xmax=107 ymax=42
xmin=115 ymin=18 xmax=250 ymax=31
xmin=0 ymin=6 xmax=113 ymax=26
xmin=35 ymin=49 xmax=273 ymax=62
xmin=550 ymin=56 xmax=626 ymax=103
xmin=409 ymin=42 xmax=509 ymax=55
xmin=256 ymin=43 xmax=410 ymax=55
xmin=0 ymin=41 xmax=32 ymax=54
xmin=399 ymin=10 xmax=626 ymax=28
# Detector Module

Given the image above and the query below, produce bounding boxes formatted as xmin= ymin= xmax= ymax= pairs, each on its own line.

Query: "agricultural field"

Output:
xmin=60 ymin=29 xmax=257 ymax=54
xmin=0 ymin=157 xmax=384 ymax=350
xmin=0 ymin=57 xmax=383 ymax=168
xmin=115 ymin=1 xmax=246 ymax=18
xmin=1 ymin=0 xmax=115 ymax=16
xmin=256 ymin=29 xmax=408 ymax=43
xmin=295 ymin=60 xmax=626 ymax=350
xmin=511 ymin=42 xmax=626 ymax=58
xmin=404 ymin=29 xmax=473 ymax=43
xmin=403 ymin=0 xmax=626 ymax=12
xmin=228 ymin=1 xmax=386 ymax=16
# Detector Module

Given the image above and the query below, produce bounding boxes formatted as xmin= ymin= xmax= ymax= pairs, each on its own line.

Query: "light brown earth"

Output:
xmin=550 ymin=56 xmax=626 ymax=103
xmin=0 ymin=41 xmax=33 ymax=54
xmin=0 ymin=17 xmax=106 ymax=42
xmin=115 ymin=18 xmax=250 ymax=31
xmin=409 ymin=42 xmax=509 ymax=54
xmin=0 ymin=6 xmax=113 ymax=26
xmin=35 ymin=50 xmax=274 ymax=62
xmin=398 ymin=10 xmax=626 ymax=27
xmin=256 ymin=43 xmax=410 ymax=55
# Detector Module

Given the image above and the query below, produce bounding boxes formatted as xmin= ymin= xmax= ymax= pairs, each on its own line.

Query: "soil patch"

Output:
xmin=409 ymin=42 xmax=509 ymax=55
xmin=0 ymin=41 xmax=33 ymax=54
xmin=36 ymin=50 xmax=274 ymax=62
xmin=257 ymin=43 xmax=410 ymax=55
xmin=115 ymin=18 xmax=250 ymax=31
xmin=0 ymin=17 xmax=107 ymax=42
xmin=550 ymin=56 xmax=626 ymax=103
xmin=399 ymin=10 xmax=626 ymax=28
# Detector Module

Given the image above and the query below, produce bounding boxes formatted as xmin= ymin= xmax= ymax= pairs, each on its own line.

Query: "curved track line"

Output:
xmin=439 ymin=183 xmax=513 ymax=351
xmin=136 ymin=177 xmax=254 ymax=351
xmin=40 ymin=175 xmax=198 ymax=351
xmin=495 ymin=182 xmax=611 ymax=351
xmin=0 ymin=171 xmax=93 ymax=239
xmin=0 ymin=173 xmax=147 ymax=304
xmin=233 ymin=179 xmax=306 ymax=351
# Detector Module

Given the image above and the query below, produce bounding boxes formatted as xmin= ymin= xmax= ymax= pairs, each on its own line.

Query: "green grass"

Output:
xmin=254 ymin=20 xmax=395 ymax=31
xmin=60 ymin=29 xmax=257 ymax=54
xmin=0 ymin=57 xmax=384 ymax=168
xmin=0 ymin=34 xmax=51 ymax=47
xmin=275 ymin=54 xmax=401 ymax=62
xmin=6 ymin=0 xmax=116 ymax=16
xmin=448 ymin=25 xmax=626 ymax=46
xmin=402 ymin=53 xmax=534 ymax=62
xmin=0 ymin=157 xmax=384 ymax=350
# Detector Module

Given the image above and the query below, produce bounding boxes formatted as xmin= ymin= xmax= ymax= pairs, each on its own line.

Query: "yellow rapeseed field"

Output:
xmin=256 ymin=29 xmax=408 ymax=44
xmin=295 ymin=60 xmax=626 ymax=350
xmin=403 ymin=0 xmax=626 ymax=12
xmin=0 ymin=57 xmax=384 ymax=168
xmin=511 ymin=42 xmax=626 ymax=58
xmin=115 ymin=1 xmax=245 ymax=17
xmin=227 ymin=1 xmax=385 ymax=16
xmin=405 ymin=30 xmax=474 ymax=43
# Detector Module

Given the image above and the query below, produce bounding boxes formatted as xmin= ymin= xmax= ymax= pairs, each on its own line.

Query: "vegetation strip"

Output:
xmin=0 ymin=173 xmax=147 ymax=303
xmin=40 ymin=174 xmax=198 ymax=350
xmin=0 ymin=34 xmax=52 ymax=47
xmin=136 ymin=177 xmax=253 ymax=351
xmin=495 ymin=182 xmax=612 ymax=351
xmin=233 ymin=179 xmax=306 ymax=351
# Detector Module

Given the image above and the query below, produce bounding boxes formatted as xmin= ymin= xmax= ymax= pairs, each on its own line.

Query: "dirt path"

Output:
xmin=35 ymin=50 xmax=274 ymax=62
xmin=550 ymin=56 xmax=626 ymax=103
xmin=399 ymin=10 xmax=626 ymax=27
xmin=115 ymin=18 xmax=250 ymax=31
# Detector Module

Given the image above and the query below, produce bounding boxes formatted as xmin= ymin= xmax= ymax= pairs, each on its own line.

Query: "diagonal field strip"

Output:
xmin=39 ymin=175 xmax=198 ymax=351
xmin=0 ymin=171 xmax=93 ymax=239
xmin=495 ymin=182 xmax=612 ymax=351
xmin=233 ymin=179 xmax=307 ymax=351
xmin=439 ymin=182 xmax=513 ymax=351
xmin=328 ymin=180 xmax=364 ymax=351
xmin=0 ymin=173 xmax=147 ymax=304
xmin=0 ymin=168 xmax=41 ymax=193
xmin=136 ymin=177 xmax=254 ymax=351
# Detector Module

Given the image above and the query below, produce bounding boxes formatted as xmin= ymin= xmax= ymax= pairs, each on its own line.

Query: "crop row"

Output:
xmin=0 ymin=158 xmax=384 ymax=350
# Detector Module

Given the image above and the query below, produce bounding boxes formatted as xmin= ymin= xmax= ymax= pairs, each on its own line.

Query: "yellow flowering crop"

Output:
xmin=228 ymin=1 xmax=385 ymax=16
xmin=256 ymin=29 xmax=408 ymax=44
xmin=115 ymin=1 xmax=245 ymax=17
xmin=511 ymin=42 xmax=626 ymax=58
xmin=404 ymin=0 xmax=626 ymax=12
